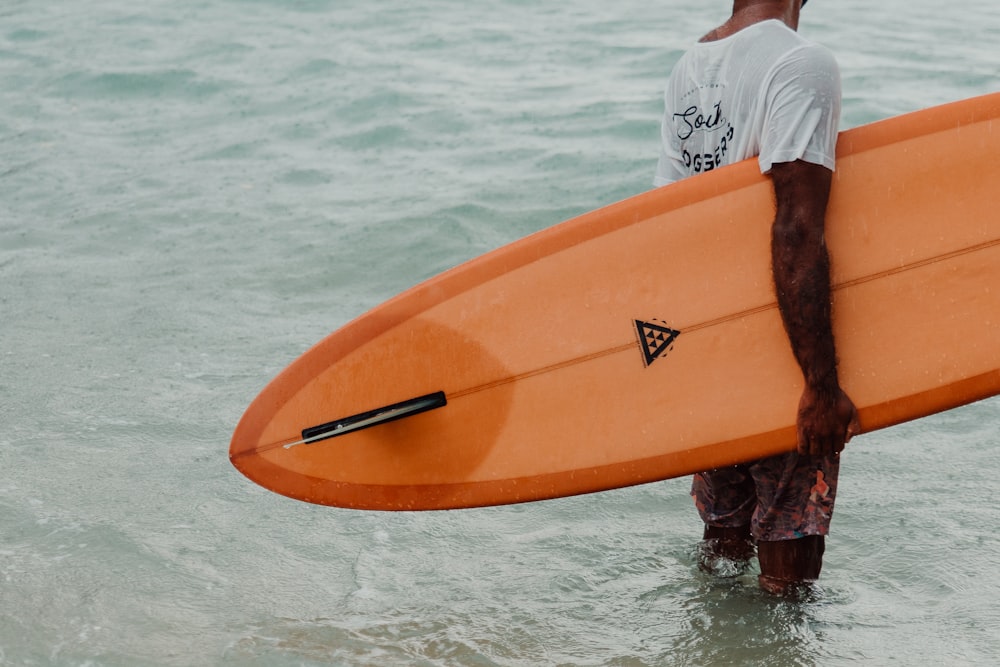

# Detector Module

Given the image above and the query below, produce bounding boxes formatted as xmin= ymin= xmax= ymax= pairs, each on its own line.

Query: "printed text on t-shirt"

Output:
xmin=673 ymin=102 xmax=727 ymax=140
xmin=674 ymin=101 xmax=736 ymax=174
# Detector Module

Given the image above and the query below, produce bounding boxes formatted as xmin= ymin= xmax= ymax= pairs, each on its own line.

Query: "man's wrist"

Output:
xmin=804 ymin=367 xmax=840 ymax=395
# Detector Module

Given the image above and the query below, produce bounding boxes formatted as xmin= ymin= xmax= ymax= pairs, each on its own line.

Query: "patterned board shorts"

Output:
xmin=691 ymin=451 xmax=841 ymax=542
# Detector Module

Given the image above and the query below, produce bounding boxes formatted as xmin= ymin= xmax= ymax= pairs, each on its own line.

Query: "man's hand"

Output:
xmin=796 ymin=385 xmax=860 ymax=456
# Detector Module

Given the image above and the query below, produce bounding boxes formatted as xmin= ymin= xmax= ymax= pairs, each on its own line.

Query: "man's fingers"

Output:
xmin=799 ymin=429 xmax=848 ymax=456
xmin=846 ymin=411 xmax=861 ymax=442
xmin=797 ymin=390 xmax=860 ymax=455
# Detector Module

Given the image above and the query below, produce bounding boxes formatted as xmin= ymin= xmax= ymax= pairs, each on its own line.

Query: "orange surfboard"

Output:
xmin=230 ymin=92 xmax=1000 ymax=510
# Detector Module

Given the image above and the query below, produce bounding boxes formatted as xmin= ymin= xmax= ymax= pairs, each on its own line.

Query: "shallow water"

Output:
xmin=2 ymin=0 xmax=999 ymax=664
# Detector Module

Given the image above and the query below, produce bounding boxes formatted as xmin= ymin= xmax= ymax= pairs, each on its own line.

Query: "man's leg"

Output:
xmin=749 ymin=452 xmax=840 ymax=595
xmin=757 ymin=535 xmax=825 ymax=595
xmin=692 ymin=467 xmax=756 ymax=571
xmin=703 ymin=523 xmax=755 ymax=562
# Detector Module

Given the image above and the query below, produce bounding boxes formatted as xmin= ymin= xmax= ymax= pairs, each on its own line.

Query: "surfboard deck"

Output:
xmin=230 ymin=92 xmax=1000 ymax=510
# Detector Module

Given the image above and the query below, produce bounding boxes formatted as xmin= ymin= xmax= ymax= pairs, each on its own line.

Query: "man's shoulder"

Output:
xmin=769 ymin=39 xmax=840 ymax=81
xmin=754 ymin=21 xmax=832 ymax=58
xmin=697 ymin=20 xmax=836 ymax=72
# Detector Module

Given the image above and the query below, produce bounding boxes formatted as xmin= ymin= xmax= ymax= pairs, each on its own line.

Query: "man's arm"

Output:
xmin=769 ymin=159 xmax=860 ymax=456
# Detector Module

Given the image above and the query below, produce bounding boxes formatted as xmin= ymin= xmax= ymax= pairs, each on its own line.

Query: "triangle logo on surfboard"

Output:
xmin=634 ymin=319 xmax=680 ymax=367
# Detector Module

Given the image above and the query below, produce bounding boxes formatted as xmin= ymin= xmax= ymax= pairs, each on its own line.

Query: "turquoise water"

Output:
xmin=2 ymin=0 xmax=999 ymax=664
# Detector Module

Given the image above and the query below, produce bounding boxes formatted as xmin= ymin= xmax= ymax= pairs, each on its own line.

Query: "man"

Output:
xmin=653 ymin=0 xmax=861 ymax=595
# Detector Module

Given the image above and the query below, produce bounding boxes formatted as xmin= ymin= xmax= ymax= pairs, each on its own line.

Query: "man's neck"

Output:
xmin=700 ymin=0 xmax=800 ymax=43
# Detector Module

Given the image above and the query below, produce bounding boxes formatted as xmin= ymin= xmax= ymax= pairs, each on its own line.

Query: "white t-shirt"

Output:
xmin=653 ymin=20 xmax=841 ymax=187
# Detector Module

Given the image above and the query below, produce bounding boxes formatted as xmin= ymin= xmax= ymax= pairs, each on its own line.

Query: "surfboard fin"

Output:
xmin=299 ymin=391 xmax=447 ymax=445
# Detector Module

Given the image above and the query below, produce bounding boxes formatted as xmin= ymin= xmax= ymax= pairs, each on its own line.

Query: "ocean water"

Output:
xmin=2 ymin=0 xmax=999 ymax=664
